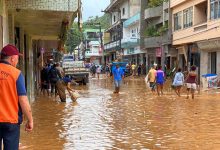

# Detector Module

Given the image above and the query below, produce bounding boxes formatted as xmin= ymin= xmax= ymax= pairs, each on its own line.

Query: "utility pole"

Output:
xmin=140 ymin=0 xmax=148 ymax=70
xmin=98 ymin=22 xmax=105 ymax=65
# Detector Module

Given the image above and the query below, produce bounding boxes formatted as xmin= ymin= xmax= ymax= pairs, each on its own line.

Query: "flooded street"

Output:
xmin=20 ymin=76 xmax=220 ymax=150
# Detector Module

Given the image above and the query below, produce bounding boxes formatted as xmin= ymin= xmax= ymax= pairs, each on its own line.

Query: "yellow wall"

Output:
xmin=170 ymin=0 xmax=220 ymax=45
xmin=173 ymin=20 xmax=220 ymax=45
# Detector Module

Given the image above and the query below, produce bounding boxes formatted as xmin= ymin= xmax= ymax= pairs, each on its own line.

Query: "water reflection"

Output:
xmin=20 ymin=77 xmax=220 ymax=149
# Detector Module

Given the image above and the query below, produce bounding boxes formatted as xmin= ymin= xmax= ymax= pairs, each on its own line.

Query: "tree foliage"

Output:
xmin=148 ymin=0 xmax=168 ymax=8
xmin=65 ymin=23 xmax=83 ymax=53
xmin=65 ymin=14 xmax=110 ymax=53
xmin=84 ymin=14 xmax=110 ymax=29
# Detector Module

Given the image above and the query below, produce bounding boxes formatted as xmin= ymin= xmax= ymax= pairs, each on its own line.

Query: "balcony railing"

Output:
xmin=145 ymin=5 xmax=163 ymax=20
xmin=194 ymin=23 xmax=207 ymax=32
xmin=121 ymin=38 xmax=140 ymax=48
xmin=124 ymin=13 xmax=140 ymax=28
xmin=104 ymin=39 xmax=121 ymax=51
xmin=144 ymin=30 xmax=171 ymax=48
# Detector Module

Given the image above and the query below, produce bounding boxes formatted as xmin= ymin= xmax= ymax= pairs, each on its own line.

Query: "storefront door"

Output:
xmin=210 ymin=52 xmax=217 ymax=74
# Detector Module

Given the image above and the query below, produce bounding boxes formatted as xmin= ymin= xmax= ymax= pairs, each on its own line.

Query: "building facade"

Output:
xmin=82 ymin=28 xmax=104 ymax=64
xmin=104 ymin=0 xmax=141 ymax=64
xmin=142 ymin=1 xmax=174 ymax=72
xmin=0 ymin=0 xmax=79 ymax=100
xmin=171 ymin=0 xmax=220 ymax=84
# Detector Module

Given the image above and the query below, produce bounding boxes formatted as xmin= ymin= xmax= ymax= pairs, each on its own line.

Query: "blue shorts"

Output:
xmin=114 ymin=80 xmax=121 ymax=87
xmin=0 ymin=123 xmax=20 ymax=150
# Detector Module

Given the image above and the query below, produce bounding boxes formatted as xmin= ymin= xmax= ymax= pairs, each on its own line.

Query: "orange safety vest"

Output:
xmin=0 ymin=63 xmax=21 ymax=123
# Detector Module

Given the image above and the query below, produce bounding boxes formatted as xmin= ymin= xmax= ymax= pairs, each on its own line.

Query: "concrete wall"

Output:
xmin=6 ymin=0 xmax=78 ymax=12
xmin=1 ymin=0 xmax=9 ymax=47
xmin=129 ymin=0 xmax=140 ymax=17
xmin=194 ymin=2 xmax=207 ymax=25
xmin=217 ymin=52 xmax=220 ymax=78
xmin=120 ymin=0 xmax=129 ymax=19
xmin=173 ymin=19 xmax=220 ymax=45
xmin=171 ymin=0 xmax=213 ymax=45
xmin=26 ymin=35 xmax=35 ymax=101
xmin=111 ymin=12 xmax=120 ymax=25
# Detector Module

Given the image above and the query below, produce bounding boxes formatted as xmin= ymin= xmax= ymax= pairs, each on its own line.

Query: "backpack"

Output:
xmin=48 ymin=67 xmax=60 ymax=80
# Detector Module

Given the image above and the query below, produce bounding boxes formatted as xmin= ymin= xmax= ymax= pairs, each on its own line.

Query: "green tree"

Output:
xmin=84 ymin=14 xmax=110 ymax=29
xmin=65 ymin=23 xmax=83 ymax=53
xmin=148 ymin=0 xmax=168 ymax=7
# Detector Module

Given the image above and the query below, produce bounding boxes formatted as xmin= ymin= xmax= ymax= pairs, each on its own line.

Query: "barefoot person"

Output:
xmin=172 ymin=68 xmax=184 ymax=97
xmin=185 ymin=66 xmax=197 ymax=99
xmin=155 ymin=65 xmax=165 ymax=96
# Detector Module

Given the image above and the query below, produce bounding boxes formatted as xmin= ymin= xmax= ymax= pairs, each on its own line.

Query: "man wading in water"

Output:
xmin=56 ymin=75 xmax=78 ymax=102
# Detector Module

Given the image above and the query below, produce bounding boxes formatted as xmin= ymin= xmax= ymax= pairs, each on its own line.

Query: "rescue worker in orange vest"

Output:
xmin=0 ymin=44 xmax=33 ymax=150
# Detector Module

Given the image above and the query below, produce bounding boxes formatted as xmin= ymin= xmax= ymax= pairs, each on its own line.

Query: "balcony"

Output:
xmin=121 ymin=38 xmax=140 ymax=48
xmin=194 ymin=23 xmax=207 ymax=32
xmin=144 ymin=30 xmax=171 ymax=48
xmin=124 ymin=13 xmax=140 ymax=28
xmin=6 ymin=0 xmax=79 ymax=38
xmin=104 ymin=39 xmax=121 ymax=51
xmin=170 ymin=0 xmax=187 ymax=8
xmin=105 ymin=0 xmax=123 ymax=12
xmin=145 ymin=6 xmax=163 ymax=20
xmin=6 ymin=0 xmax=78 ymax=12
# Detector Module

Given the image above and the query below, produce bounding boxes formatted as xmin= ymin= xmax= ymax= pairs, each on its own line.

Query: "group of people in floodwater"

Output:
xmin=40 ymin=62 xmax=76 ymax=102
xmin=146 ymin=64 xmax=198 ymax=99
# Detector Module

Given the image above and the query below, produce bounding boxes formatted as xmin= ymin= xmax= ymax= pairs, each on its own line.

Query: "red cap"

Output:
xmin=1 ymin=44 xmax=23 ymax=56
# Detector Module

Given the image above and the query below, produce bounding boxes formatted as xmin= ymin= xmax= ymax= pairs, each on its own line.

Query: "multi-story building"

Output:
xmin=83 ymin=28 xmax=105 ymax=64
xmin=171 ymin=0 xmax=220 ymax=83
xmin=85 ymin=41 xmax=102 ymax=64
xmin=104 ymin=0 xmax=140 ymax=63
xmin=0 ymin=0 xmax=80 ymax=100
xmin=122 ymin=10 xmax=144 ymax=65
xmin=142 ymin=1 xmax=174 ymax=71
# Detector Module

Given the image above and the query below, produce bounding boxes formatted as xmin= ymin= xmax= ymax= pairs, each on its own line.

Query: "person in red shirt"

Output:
xmin=0 ymin=44 xmax=33 ymax=150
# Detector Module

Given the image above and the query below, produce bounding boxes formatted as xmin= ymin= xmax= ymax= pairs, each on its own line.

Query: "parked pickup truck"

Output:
xmin=62 ymin=60 xmax=89 ymax=85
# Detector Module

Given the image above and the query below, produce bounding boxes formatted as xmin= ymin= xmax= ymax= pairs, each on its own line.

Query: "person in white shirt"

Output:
xmin=172 ymin=68 xmax=184 ymax=97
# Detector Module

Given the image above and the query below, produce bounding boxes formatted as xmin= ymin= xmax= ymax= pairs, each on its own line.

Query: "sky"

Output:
xmin=82 ymin=0 xmax=110 ymax=21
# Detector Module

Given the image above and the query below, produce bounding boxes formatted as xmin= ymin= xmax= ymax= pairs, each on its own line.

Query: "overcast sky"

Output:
xmin=82 ymin=0 xmax=110 ymax=21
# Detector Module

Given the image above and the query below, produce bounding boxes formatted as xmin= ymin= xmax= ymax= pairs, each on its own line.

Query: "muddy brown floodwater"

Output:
xmin=20 ymin=76 xmax=220 ymax=150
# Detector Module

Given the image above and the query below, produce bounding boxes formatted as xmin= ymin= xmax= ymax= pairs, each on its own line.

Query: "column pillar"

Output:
xmin=26 ymin=35 xmax=35 ymax=101
xmin=19 ymin=27 xmax=25 ymax=74
xmin=8 ymin=12 xmax=14 ymax=44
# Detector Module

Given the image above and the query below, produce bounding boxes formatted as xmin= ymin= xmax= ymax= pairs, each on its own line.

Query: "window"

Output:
xmin=210 ymin=0 xmax=220 ymax=19
xmin=113 ymin=15 xmax=116 ymax=22
xmin=174 ymin=12 xmax=182 ymax=31
xmin=183 ymin=7 xmax=193 ymax=28
xmin=131 ymin=29 xmax=136 ymax=38
xmin=122 ymin=8 xmax=125 ymax=16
